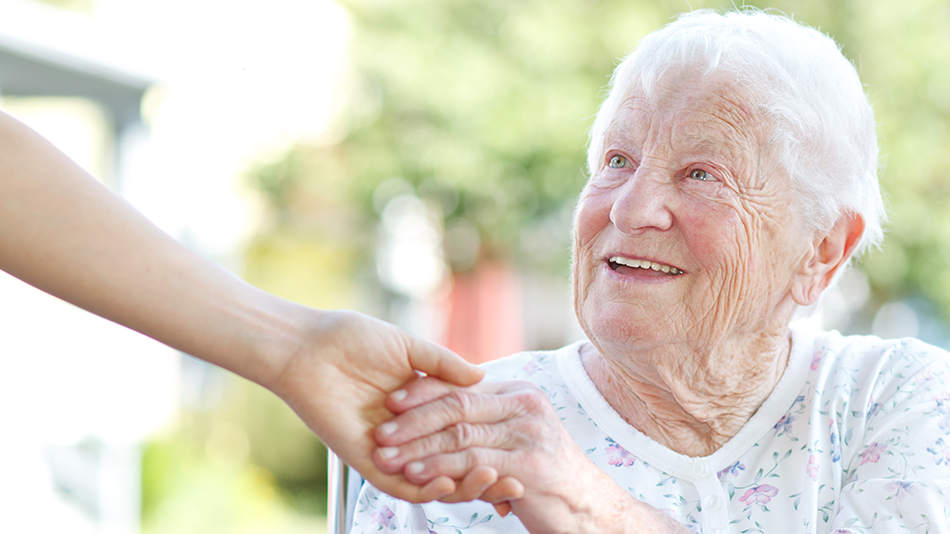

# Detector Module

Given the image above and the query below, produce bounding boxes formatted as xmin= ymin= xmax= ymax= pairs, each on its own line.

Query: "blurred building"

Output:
xmin=0 ymin=2 xmax=173 ymax=533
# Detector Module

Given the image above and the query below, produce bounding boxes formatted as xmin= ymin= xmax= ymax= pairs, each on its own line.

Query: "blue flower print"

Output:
xmin=940 ymin=413 xmax=950 ymax=434
xmin=934 ymin=392 xmax=950 ymax=415
xmin=928 ymin=437 xmax=950 ymax=466
xmin=829 ymin=420 xmax=841 ymax=462
xmin=717 ymin=460 xmax=745 ymax=479
xmin=773 ymin=414 xmax=795 ymax=435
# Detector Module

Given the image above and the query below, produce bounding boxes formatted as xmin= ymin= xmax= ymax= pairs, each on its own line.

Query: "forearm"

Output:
xmin=0 ymin=109 xmax=298 ymax=387
xmin=505 ymin=456 xmax=690 ymax=534
xmin=553 ymin=472 xmax=690 ymax=534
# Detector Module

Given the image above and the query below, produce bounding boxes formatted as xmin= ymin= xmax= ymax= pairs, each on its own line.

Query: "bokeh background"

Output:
xmin=1 ymin=0 xmax=949 ymax=532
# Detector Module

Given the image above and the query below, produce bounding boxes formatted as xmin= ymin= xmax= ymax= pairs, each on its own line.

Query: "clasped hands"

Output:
xmin=371 ymin=377 xmax=614 ymax=530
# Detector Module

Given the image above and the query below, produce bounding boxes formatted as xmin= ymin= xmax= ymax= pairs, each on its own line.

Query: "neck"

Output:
xmin=581 ymin=326 xmax=792 ymax=457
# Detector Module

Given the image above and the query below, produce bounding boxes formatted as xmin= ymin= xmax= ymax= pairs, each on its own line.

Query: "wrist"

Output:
xmin=531 ymin=463 xmax=678 ymax=534
xmin=188 ymin=280 xmax=323 ymax=393
xmin=235 ymin=292 xmax=327 ymax=393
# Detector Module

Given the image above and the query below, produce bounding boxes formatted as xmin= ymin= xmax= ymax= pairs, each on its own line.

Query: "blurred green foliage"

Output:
xmin=34 ymin=0 xmax=96 ymax=14
xmin=247 ymin=0 xmax=950 ymax=324
xmin=148 ymin=0 xmax=950 ymax=528
xmin=141 ymin=377 xmax=328 ymax=533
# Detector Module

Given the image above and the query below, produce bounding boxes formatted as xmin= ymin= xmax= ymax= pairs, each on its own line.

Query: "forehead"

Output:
xmin=604 ymin=68 xmax=765 ymax=159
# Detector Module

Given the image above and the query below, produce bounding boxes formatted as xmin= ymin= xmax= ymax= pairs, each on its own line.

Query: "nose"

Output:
xmin=608 ymin=168 xmax=674 ymax=234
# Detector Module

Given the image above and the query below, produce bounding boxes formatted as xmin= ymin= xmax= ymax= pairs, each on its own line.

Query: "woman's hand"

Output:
xmin=0 ymin=110 xmax=486 ymax=505
xmin=266 ymin=310 xmax=488 ymax=504
xmin=372 ymin=377 xmax=691 ymax=534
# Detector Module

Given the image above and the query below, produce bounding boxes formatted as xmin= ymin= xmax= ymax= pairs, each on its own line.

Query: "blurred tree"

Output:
xmin=33 ymin=0 xmax=97 ymax=14
xmin=245 ymin=0 xmax=950 ymax=328
xmin=243 ymin=0 xmax=950 ymax=523
xmin=248 ymin=0 xmax=681 ymax=274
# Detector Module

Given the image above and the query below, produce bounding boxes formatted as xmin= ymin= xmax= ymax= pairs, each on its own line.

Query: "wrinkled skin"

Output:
xmin=570 ymin=67 xmax=824 ymax=454
xmin=375 ymin=377 xmax=691 ymax=533
xmin=374 ymin=67 xmax=864 ymax=532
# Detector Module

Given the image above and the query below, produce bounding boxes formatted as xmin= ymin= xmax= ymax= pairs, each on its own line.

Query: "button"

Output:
xmin=692 ymin=461 xmax=711 ymax=477
xmin=702 ymin=494 xmax=722 ymax=512
xmin=709 ymin=529 xmax=725 ymax=534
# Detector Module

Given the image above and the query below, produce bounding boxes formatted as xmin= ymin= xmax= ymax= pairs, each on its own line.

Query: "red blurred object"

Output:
xmin=444 ymin=262 xmax=524 ymax=364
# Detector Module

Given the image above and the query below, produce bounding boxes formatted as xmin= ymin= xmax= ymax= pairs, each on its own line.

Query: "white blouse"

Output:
xmin=352 ymin=326 xmax=950 ymax=533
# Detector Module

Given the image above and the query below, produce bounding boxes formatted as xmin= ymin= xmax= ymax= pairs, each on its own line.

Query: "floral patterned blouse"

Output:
xmin=352 ymin=326 xmax=950 ymax=533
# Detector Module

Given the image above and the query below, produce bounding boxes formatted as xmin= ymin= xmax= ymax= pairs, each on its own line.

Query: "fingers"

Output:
xmin=485 ymin=477 xmax=525 ymax=517
xmin=375 ymin=386 xmax=513 ymax=447
xmin=366 ymin=472 xmax=457 ymax=505
xmin=403 ymin=334 xmax=484 ymax=387
xmin=385 ymin=375 xmax=458 ymax=414
xmin=438 ymin=472 xmax=524 ymax=505
xmin=482 ymin=477 xmax=524 ymax=502
xmin=417 ymin=475 xmax=458 ymax=502
xmin=402 ymin=449 xmax=509 ymax=485
xmin=492 ymin=502 xmax=512 ymax=517
xmin=375 ymin=418 xmax=518 ymax=474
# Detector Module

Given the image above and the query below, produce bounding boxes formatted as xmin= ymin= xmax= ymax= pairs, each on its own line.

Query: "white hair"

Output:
xmin=586 ymin=8 xmax=885 ymax=256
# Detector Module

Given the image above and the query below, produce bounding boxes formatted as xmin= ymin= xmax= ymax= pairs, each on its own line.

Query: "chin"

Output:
xmin=580 ymin=304 xmax=670 ymax=352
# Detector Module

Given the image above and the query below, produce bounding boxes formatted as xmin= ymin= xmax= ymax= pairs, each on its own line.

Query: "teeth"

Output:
xmin=609 ymin=257 xmax=682 ymax=275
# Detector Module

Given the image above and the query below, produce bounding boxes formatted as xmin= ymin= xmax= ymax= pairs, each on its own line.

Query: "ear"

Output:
xmin=791 ymin=212 xmax=865 ymax=306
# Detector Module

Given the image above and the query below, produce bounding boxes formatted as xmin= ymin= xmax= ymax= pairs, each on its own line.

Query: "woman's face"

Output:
xmin=573 ymin=68 xmax=815 ymax=356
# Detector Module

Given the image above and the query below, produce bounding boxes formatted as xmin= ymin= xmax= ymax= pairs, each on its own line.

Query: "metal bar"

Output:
xmin=327 ymin=448 xmax=347 ymax=534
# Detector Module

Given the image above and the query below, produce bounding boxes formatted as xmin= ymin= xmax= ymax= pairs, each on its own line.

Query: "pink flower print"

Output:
xmin=739 ymin=484 xmax=779 ymax=505
xmin=717 ymin=460 xmax=745 ymax=479
xmin=884 ymin=481 xmax=916 ymax=502
xmin=806 ymin=454 xmax=819 ymax=481
xmin=373 ymin=505 xmax=395 ymax=527
xmin=522 ymin=360 xmax=540 ymax=376
xmin=810 ymin=351 xmax=823 ymax=370
xmin=860 ymin=442 xmax=887 ymax=465
xmin=831 ymin=530 xmax=855 ymax=534
xmin=605 ymin=437 xmax=636 ymax=467
xmin=914 ymin=367 xmax=934 ymax=385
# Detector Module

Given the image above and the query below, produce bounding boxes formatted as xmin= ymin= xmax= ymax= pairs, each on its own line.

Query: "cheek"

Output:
xmin=573 ymin=190 xmax=612 ymax=249
xmin=680 ymin=202 xmax=745 ymax=268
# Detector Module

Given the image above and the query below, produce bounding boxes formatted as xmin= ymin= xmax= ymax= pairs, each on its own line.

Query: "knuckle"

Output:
xmin=448 ymin=422 xmax=473 ymax=449
xmin=445 ymin=389 xmax=475 ymax=418
xmin=469 ymin=447 xmax=491 ymax=469
xmin=516 ymin=387 xmax=551 ymax=413
xmin=514 ymin=419 xmax=549 ymax=445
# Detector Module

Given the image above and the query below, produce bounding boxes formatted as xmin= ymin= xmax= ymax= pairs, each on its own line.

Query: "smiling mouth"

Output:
xmin=608 ymin=256 xmax=683 ymax=275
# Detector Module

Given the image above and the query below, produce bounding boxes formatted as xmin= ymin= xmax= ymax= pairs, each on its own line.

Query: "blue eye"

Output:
xmin=690 ymin=169 xmax=715 ymax=181
xmin=608 ymin=155 xmax=627 ymax=168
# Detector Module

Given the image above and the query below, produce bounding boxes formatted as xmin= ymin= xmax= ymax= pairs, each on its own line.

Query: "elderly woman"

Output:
xmin=355 ymin=9 xmax=950 ymax=534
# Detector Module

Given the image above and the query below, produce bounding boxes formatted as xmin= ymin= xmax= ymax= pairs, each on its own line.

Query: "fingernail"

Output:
xmin=407 ymin=462 xmax=425 ymax=475
xmin=379 ymin=422 xmax=398 ymax=436
xmin=391 ymin=389 xmax=407 ymax=402
xmin=378 ymin=447 xmax=399 ymax=460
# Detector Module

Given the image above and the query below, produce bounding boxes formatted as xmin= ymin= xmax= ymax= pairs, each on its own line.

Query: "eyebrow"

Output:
xmin=602 ymin=122 xmax=639 ymax=146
